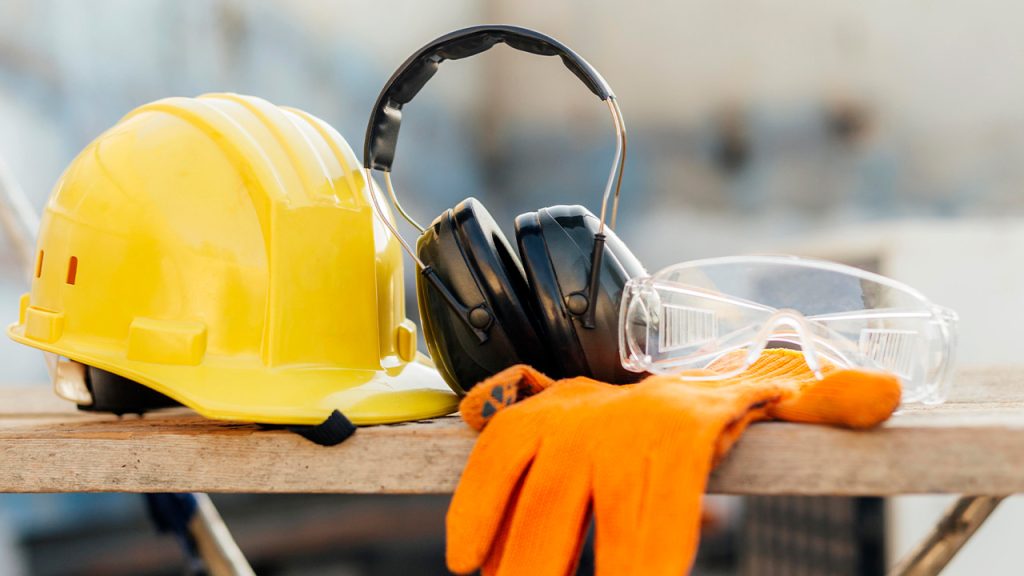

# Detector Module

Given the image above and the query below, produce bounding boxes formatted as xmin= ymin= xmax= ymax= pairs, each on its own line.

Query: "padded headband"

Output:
xmin=364 ymin=24 xmax=615 ymax=172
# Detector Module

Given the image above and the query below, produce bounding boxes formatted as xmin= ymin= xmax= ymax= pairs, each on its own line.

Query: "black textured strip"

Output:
xmin=287 ymin=410 xmax=356 ymax=446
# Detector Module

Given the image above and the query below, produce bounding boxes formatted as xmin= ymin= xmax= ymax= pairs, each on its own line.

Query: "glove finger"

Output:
xmin=490 ymin=442 xmax=593 ymax=576
xmin=615 ymin=386 xmax=788 ymax=575
xmin=631 ymin=450 xmax=715 ymax=576
xmin=453 ymin=380 xmax=613 ymax=575
xmin=460 ymin=364 xmax=557 ymax=431
xmin=447 ymin=412 xmax=542 ymax=574
xmin=769 ymin=368 xmax=901 ymax=428
xmin=712 ymin=407 xmax=770 ymax=466
xmin=592 ymin=439 xmax=649 ymax=576
xmin=483 ymin=475 xmax=590 ymax=576
xmin=480 ymin=471 xmax=522 ymax=576
xmin=594 ymin=454 xmax=708 ymax=575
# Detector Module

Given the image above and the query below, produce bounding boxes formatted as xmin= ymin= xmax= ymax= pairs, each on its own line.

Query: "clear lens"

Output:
xmin=620 ymin=256 xmax=957 ymax=404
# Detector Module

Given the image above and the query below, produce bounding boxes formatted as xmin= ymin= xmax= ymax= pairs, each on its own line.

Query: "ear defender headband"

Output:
xmin=363 ymin=25 xmax=646 ymax=394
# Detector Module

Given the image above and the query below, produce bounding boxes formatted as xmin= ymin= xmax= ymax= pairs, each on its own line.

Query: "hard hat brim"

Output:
xmin=9 ymin=323 xmax=460 ymax=426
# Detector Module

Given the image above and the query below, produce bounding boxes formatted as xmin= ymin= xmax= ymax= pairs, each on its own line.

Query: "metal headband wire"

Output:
xmin=368 ymin=95 xmax=628 ymax=256
xmin=364 ymin=167 xmax=427 ymax=269
xmin=600 ymin=96 xmax=626 ymax=234
xmin=608 ymin=97 xmax=627 ymax=231
xmin=384 ymin=172 xmax=425 ymax=234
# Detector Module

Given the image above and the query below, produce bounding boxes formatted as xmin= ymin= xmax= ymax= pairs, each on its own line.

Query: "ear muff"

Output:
xmin=363 ymin=25 xmax=638 ymax=394
xmin=416 ymin=198 xmax=550 ymax=394
xmin=516 ymin=205 xmax=645 ymax=384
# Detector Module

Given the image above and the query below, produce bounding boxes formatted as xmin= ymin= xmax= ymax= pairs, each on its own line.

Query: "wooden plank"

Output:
xmin=0 ymin=409 xmax=475 ymax=494
xmin=1 ymin=367 xmax=1023 ymax=494
xmin=942 ymin=365 xmax=1024 ymax=403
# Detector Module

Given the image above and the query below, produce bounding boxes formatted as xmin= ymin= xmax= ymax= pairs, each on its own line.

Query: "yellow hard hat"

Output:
xmin=8 ymin=93 xmax=458 ymax=426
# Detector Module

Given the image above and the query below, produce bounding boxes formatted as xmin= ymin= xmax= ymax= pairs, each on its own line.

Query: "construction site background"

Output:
xmin=1 ymin=1 xmax=1021 ymax=575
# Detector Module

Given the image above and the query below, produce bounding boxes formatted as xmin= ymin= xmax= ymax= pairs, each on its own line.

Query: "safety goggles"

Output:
xmin=619 ymin=255 xmax=958 ymax=404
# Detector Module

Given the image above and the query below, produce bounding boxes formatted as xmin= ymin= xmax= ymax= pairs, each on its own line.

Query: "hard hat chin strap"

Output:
xmin=285 ymin=410 xmax=356 ymax=446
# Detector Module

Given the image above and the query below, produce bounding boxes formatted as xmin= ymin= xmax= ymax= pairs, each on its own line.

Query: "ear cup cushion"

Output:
xmin=416 ymin=198 xmax=550 ymax=394
xmin=451 ymin=198 xmax=548 ymax=364
xmin=514 ymin=209 xmax=590 ymax=377
xmin=515 ymin=205 xmax=647 ymax=383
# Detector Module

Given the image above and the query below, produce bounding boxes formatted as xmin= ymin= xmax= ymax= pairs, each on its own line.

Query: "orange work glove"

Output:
xmin=447 ymin=349 xmax=901 ymax=576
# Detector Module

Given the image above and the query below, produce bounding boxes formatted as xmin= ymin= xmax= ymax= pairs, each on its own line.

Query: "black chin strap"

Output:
xmin=286 ymin=410 xmax=357 ymax=446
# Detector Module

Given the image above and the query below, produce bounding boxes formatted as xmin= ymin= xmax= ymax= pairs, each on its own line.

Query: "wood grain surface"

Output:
xmin=1 ymin=366 xmax=1022 ymax=494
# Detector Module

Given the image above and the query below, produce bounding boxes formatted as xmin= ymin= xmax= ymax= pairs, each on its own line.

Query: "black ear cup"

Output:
xmin=416 ymin=198 xmax=551 ymax=394
xmin=516 ymin=205 xmax=646 ymax=384
xmin=363 ymin=26 xmax=639 ymax=394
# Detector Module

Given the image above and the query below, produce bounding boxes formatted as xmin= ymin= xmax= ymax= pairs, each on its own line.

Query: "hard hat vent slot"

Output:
xmin=66 ymin=256 xmax=78 ymax=285
xmin=35 ymin=251 xmax=43 ymax=278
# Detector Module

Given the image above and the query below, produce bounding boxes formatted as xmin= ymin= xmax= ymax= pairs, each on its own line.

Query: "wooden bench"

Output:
xmin=2 ymin=366 xmax=1022 ymax=575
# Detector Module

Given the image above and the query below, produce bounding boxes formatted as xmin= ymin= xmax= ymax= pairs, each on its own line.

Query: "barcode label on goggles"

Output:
xmin=659 ymin=305 xmax=718 ymax=351
xmin=859 ymin=329 xmax=917 ymax=379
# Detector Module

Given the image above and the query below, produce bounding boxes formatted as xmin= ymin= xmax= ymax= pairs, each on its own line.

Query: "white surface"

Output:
xmin=790 ymin=218 xmax=1024 ymax=574
xmin=789 ymin=218 xmax=1024 ymax=367
xmin=888 ymin=496 xmax=1024 ymax=575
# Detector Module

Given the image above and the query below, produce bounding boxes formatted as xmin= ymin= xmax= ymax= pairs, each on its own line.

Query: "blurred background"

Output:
xmin=1 ymin=0 xmax=1023 ymax=574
